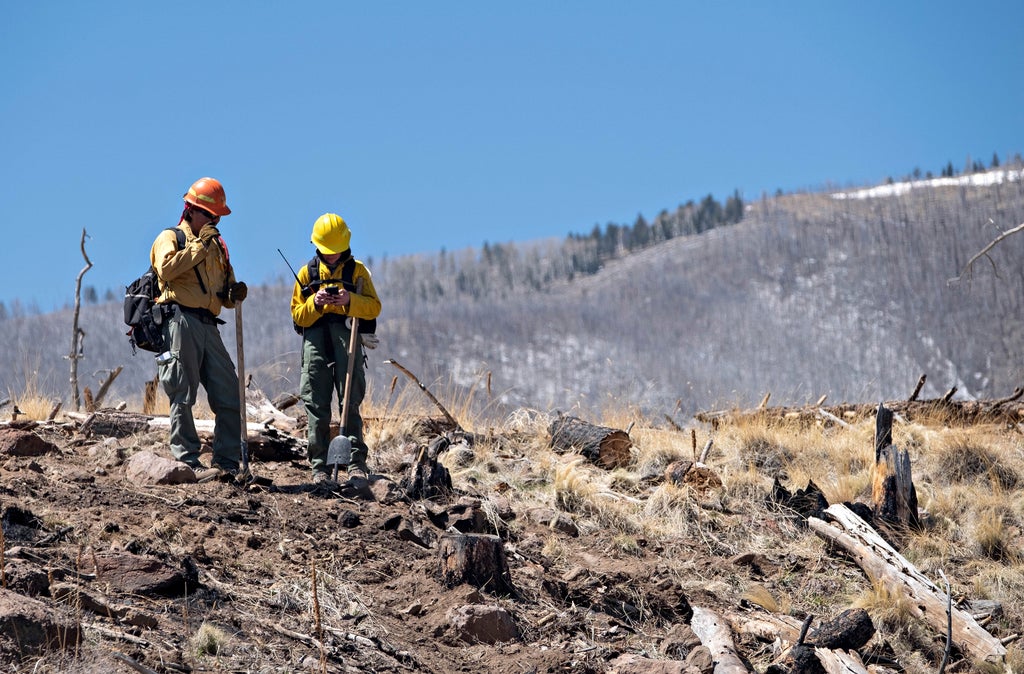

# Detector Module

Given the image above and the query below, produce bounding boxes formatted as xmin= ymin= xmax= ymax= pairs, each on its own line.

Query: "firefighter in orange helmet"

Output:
xmin=150 ymin=177 xmax=247 ymax=481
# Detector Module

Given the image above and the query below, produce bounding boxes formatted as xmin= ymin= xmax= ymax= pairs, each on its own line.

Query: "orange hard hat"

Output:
xmin=183 ymin=177 xmax=231 ymax=216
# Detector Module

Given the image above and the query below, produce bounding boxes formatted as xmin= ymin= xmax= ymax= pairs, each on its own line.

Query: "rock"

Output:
xmin=88 ymin=438 xmax=125 ymax=469
xmin=2 ymin=558 xmax=49 ymax=596
xmin=528 ymin=508 xmax=579 ymax=537
xmin=0 ymin=429 xmax=57 ymax=457
xmin=92 ymin=552 xmax=189 ymax=596
xmin=338 ymin=510 xmax=361 ymax=528
xmin=0 ymin=588 xmax=80 ymax=656
xmin=369 ymin=475 xmax=404 ymax=504
xmin=685 ymin=646 xmax=714 ymax=674
xmin=447 ymin=604 xmax=520 ymax=644
xmin=661 ymin=623 xmax=701 ymax=659
xmin=125 ymin=451 xmax=197 ymax=485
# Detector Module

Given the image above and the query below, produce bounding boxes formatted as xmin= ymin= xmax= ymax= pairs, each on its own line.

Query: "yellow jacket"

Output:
xmin=151 ymin=222 xmax=237 ymax=315
xmin=291 ymin=255 xmax=381 ymax=329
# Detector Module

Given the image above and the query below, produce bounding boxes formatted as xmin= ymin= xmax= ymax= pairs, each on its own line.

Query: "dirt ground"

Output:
xmin=0 ymin=418 xmax=705 ymax=673
xmin=0 ymin=412 xmax=1016 ymax=673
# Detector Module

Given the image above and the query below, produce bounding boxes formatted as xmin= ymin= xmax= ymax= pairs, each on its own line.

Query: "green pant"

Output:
xmin=158 ymin=309 xmax=241 ymax=472
xmin=300 ymin=321 xmax=366 ymax=474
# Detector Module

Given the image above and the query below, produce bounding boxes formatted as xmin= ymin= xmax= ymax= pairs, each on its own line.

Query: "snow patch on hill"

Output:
xmin=833 ymin=168 xmax=1022 ymax=200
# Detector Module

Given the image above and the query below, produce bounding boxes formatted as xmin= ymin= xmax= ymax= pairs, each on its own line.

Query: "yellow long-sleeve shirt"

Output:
xmin=151 ymin=222 xmax=237 ymax=315
xmin=290 ymin=255 xmax=381 ymax=329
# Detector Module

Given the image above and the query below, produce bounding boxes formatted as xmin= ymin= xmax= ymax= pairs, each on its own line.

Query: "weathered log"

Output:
xmin=245 ymin=386 xmax=298 ymax=433
xmin=690 ymin=606 xmax=749 ymax=674
xmin=871 ymin=404 xmax=919 ymax=528
xmin=437 ymin=533 xmax=514 ymax=596
xmin=808 ymin=504 xmax=1007 ymax=667
xmin=65 ymin=411 xmax=303 ymax=460
xmin=728 ymin=610 xmax=803 ymax=646
xmin=271 ymin=392 xmax=301 ymax=412
xmin=814 ymin=648 xmax=869 ymax=674
xmin=548 ymin=415 xmax=631 ymax=469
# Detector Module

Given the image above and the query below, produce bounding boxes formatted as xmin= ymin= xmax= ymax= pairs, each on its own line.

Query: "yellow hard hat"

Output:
xmin=311 ymin=213 xmax=351 ymax=255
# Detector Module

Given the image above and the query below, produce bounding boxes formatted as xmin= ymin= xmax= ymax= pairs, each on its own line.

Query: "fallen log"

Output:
xmin=548 ymin=415 xmax=631 ymax=469
xmin=65 ymin=411 xmax=303 ymax=460
xmin=244 ymin=386 xmax=298 ymax=434
xmin=808 ymin=504 xmax=1006 ymax=667
xmin=814 ymin=648 xmax=870 ymax=674
xmin=690 ymin=606 xmax=749 ymax=674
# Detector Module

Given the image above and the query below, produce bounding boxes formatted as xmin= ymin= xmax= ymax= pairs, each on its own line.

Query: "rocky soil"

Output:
xmin=0 ymin=409 xmax=1016 ymax=673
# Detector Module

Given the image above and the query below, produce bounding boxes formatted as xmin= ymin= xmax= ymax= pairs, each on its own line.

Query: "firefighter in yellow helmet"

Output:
xmin=151 ymin=177 xmax=248 ymax=481
xmin=291 ymin=213 xmax=382 ymax=482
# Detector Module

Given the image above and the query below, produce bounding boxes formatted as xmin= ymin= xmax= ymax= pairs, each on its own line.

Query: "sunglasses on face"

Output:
xmin=194 ymin=208 xmax=219 ymax=223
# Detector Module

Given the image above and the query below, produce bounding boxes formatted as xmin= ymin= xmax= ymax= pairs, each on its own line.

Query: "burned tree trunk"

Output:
xmin=871 ymin=403 xmax=919 ymax=528
xmin=403 ymin=435 xmax=453 ymax=500
xmin=437 ymin=533 xmax=514 ymax=596
xmin=548 ymin=415 xmax=631 ymax=469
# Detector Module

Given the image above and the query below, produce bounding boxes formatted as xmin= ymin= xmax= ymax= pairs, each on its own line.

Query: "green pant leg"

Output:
xmin=300 ymin=326 xmax=335 ymax=474
xmin=159 ymin=311 xmax=203 ymax=466
xmin=197 ymin=321 xmax=242 ymax=472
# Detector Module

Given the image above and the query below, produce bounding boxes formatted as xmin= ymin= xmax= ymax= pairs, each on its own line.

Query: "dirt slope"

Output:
xmin=0 ymin=412 xmax=1017 ymax=673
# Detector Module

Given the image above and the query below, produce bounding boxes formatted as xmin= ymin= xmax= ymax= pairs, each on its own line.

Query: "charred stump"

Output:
xmin=437 ymin=533 xmax=515 ymax=596
xmin=548 ymin=415 xmax=631 ymax=469
xmin=871 ymin=404 xmax=919 ymax=528
xmin=403 ymin=435 xmax=453 ymax=500
xmin=810 ymin=608 xmax=875 ymax=649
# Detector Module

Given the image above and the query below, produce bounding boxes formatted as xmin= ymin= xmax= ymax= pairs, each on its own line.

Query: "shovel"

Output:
xmin=234 ymin=298 xmax=252 ymax=483
xmin=329 ymin=278 xmax=364 ymax=481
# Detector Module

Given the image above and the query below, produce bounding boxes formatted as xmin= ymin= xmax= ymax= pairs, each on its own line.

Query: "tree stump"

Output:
xmin=548 ymin=415 xmax=631 ymax=468
xmin=871 ymin=404 xmax=919 ymax=527
xmin=810 ymin=608 xmax=875 ymax=649
xmin=437 ymin=533 xmax=515 ymax=596
xmin=403 ymin=435 xmax=453 ymax=500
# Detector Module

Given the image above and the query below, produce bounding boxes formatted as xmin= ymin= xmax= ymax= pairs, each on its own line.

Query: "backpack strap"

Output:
xmin=299 ymin=257 xmax=320 ymax=299
xmin=166 ymin=227 xmax=207 ymax=294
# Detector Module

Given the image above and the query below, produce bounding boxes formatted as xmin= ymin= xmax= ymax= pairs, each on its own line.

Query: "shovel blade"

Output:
xmin=327 ymin=435 xmax=352 ymax=468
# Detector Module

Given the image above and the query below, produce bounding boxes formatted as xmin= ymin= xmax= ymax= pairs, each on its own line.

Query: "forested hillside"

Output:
xmin=4 ymin=169 xmax=1024 ymax=422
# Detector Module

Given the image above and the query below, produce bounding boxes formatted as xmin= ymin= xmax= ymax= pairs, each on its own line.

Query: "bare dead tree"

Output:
xmin=949 ymin=219 xmax=1024 ymax=283
xmin=69 ymin=228 xmax=92 ymax=411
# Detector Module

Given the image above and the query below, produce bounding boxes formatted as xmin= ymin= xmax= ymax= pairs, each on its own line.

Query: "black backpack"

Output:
xmin=294 ymin=256 xmax=377 ymax=335
xmin=124 ymin=228 xmax=200 ymax=353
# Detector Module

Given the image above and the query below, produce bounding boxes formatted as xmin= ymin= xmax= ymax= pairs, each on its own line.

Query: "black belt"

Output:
xmin=165 ymin=303 xmax=224 ymax=325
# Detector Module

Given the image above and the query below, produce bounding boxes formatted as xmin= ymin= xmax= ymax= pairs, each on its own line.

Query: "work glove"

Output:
xmin=198 ymin=224 xmax=220 ymax=246
xmin=360 ymin=333 xmax=379 ymax=349
xmin=228 ymin=281 xmax=248 ymax=303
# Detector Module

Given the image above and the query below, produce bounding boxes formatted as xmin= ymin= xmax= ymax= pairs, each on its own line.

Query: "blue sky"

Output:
xmin=3 ymin=2 xmax=1022 ymax=312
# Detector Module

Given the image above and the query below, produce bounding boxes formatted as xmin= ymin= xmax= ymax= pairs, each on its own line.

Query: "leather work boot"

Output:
xmin=194 ymin=466 xmax=225 ymax=483
xmin=347 ymin=461 xmax=369 ymax=480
